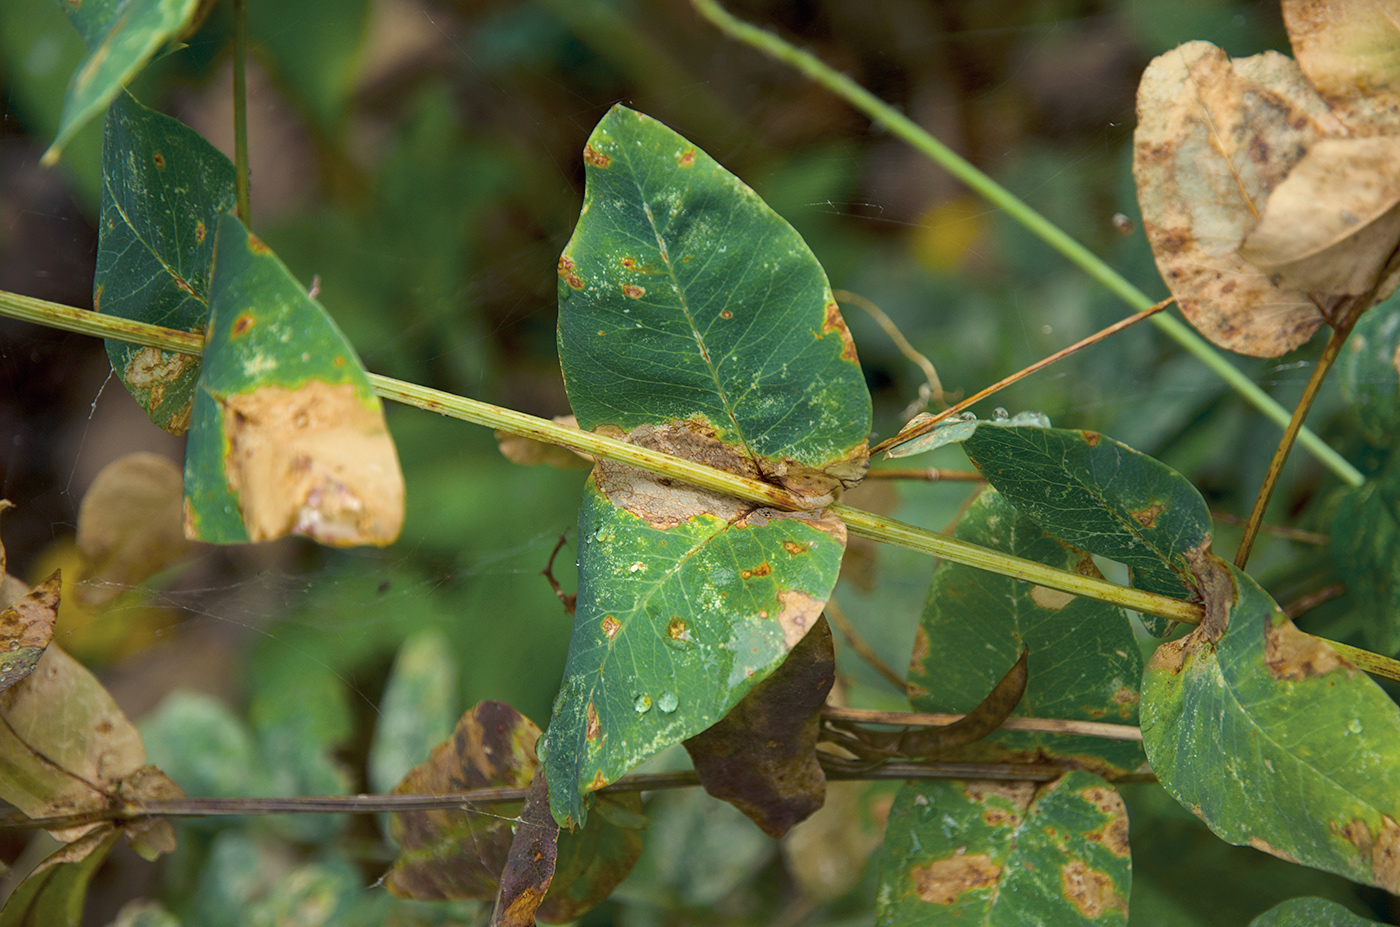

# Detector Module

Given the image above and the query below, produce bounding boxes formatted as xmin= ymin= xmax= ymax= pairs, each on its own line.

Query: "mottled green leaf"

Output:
xmin=1338 ymin=294 xmax=1400 ymax=447
xmin=1141 ymin=556 xmax=1400 ymax=892
xmin=962 ymin=425 xmax=1212 ymax=636
xmin=874 ymin=773 xmax=1131 ymax=926
xmin=1249 ymin=898 xmax=1383 ymax=927
xmin=910 ymin=488 xmax=1145 ymax=774
xmin=369 ymin=630 xmax=459 ymax=796
xmin=96 ymin=94 xmax=235 ymax=434
xmin=247 ymin=0 xmax=369 ymax=133
xmin=1331 ymin=456 xmax=1400 ymax=654
xmin=538 ymin=791 xmax=646 ymax=924
xmin=45 ymin=0 xmax=202 ymax=163
xmin=0 ymin=828 xmax=121 ymax=927
xmin=556 ymin=104 xmax=871 ymax=493
xmin=183 ymin=214 xmax=404 ymax=546
xmin=138 ymin=691 xmax=260 ymax=800
xmin=683 ymin=615 xmax=834 ymax=838
xmin=543 ymin=473 xmax=846 ymax=827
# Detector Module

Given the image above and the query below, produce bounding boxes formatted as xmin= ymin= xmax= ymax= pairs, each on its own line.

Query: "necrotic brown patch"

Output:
xmin=601 ymin=615 xmax=620 ymax=641
xmin=584 ymin=145 xmax=611 ymax=168
xmin=679 ymin=149 xmax=695 ymax=167
xmin=246 ymin=234 xmax=272 ymax=255
xmin=558 ymin=255 xmax=584 ymax=290
xmin=586 ymin=701 xmax=601 ymax=742
xmin=1264 ymin=617 xmax=1345 ymax=680
xmin=152 ymin=152 xmax=165 ymax=169
xmin=1060 ymin=860 xmax=1126 ymax=917
xmin=1131 ymin=503 xmax=1165 ymax=527
xmin=820 ymin=300 xmax=860 ymax=362
xmin=911 ymin=854 xmax=1001 ymax=904
xmin=623 ymin=284 xmax=645 ymax=299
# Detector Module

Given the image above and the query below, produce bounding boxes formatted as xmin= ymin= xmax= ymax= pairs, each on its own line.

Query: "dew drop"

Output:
xmin=991 ymin=407 xmax=1009 ymax=421
xmin=535 ymin=733 xmax=550 ymax=761
xmin=1349 ymin=719 xmax=1363 ymax=734
xmin=657 ymin=691 xmax=678 ymax=713
xmin=956 ymin=411 xmax=978 ymax=423
xmin=633 ymin=693 xmax=653 ymax=713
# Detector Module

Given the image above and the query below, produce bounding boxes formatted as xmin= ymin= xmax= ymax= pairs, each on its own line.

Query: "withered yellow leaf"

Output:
xmin=76 ymin=453 xmax=189 ymax=607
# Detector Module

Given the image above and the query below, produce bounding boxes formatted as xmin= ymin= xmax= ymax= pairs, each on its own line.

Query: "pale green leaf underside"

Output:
xmin=1248 ymin=898 xmax=1384 ymax=927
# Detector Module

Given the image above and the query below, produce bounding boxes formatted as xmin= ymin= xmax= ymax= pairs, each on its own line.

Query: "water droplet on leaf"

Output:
xmin=633 ymin=693 xmax=653 ymax=713
xmin=991 ymin=407 xmax=1009 ymax=421
xmin=657 ymin=691 xmax=678 ymax=712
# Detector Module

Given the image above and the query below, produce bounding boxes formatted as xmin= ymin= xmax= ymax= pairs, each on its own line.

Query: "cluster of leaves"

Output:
xmin=6 ymin=0 xmax=1400 ymax=926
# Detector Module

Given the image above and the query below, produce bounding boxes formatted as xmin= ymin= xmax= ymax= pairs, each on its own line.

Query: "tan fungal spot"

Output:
xmin=983 ymin=807 xmax=1017 ymax=827
xmin=583 ymin=145 xmax=611 ymax=168
xmin=601 ymin=615 xmax=621 ymax=641
xmin=194 ymin=220 xmax=206 ymax=244
xmin=1061 ymin=860 xmax=1126 ymax=918
xmin=1082 ymin=431 xmax=1102 ymax=447
xmin=1081 ymin=787 xmax=1131 ymax=858
xmin=623 ymin=284 xmax=645 ymax=299
xmin=1337 ymin=816 xmax=1400 ymax=891
xmin=1131 ymin=503 xmax=1165 ymax=527
xmin=589 ymin=770 xmax=607 ymax=791
xmin=1030 ymin=584 xmax=1074 ymax=610
xmin=231 ymin=313 xmax=255 ymax=337
xmin=246 ymin=233 xmax=272 ymax=255
xmin=964 ymin=781 xmax=1036 ymax=810
xmin=558 ymin=255 xmax=584 ymax=290
xmin=621 ymin=257 xmax=636 ymax=268
xmin=909 ymin=626 xmax=930 ymax=672
xmin=679 ymin=149 xmax=695 ymax=167
xmin=123 ymin=347 xmax=196 ymax=424
xmin=1249 ymin=836 xmax=1300 ymax=864
xmin=93 ymin=284 xmax=103 ymax=312
xmin=819 ymin=300 xmax=860 ymax=362
xmin=783 ymin=541 xmax=808 ymax=555
xmin=1265 ymin=617 xmax=1345 ymax=680
xmin=586 ymin=700 xmax=601 ymax=742
xmin=740 ymin=562 xmax=772 ymax=580
xmin=219 ymin=381 xmax=404 ymax=546
xmin=720 ymin=310 xmax=733 ymax=319
xmin=593 ymin=421 xmax=759 ymax=529
xmin=1110 ymin=686 xmax=1139 ymax=705
xmin=152 ymin=151 xmax=165 ymax=169
xmin=667 ymin=617 xmax=690 ymax=642
xmin=911 ymin=854 xmax=1002 ymax=904
xmin=774 ymin=588 xmax=822 ymax=649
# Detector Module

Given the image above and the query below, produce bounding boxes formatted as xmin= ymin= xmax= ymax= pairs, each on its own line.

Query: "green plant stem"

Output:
xmin=232 ymin=0 xmax=251 ymax=225
xmin=6 ymin=290 xmax=1400 ymax=685
xmin=688 ymin=0 xmax=1363 ymax=489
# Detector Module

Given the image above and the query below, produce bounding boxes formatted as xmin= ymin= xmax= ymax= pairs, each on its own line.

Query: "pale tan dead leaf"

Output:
xmin=1240 ymin=136 xmax=1400 ymax=297
xmin=1284 ymin=0 xmax=1400 ymax=133
xmin=0 ymin=646 xmax=146 ymax=844
xmin=76 ymin=453 xmax=190 ymax=607
xmin=119 ymin=765 xmax=185 ymax=860
xmin=218 ymin=380 xmax=404 ymax=546
xmin=0 ymin=571 xmax=59 ymax=693
xmin=781 ymin=780 xmax=885 ymax=902
xmin=496 ymin=415 xmax=593 ymax=469
xmin=1134 ymin=41 xmax=1346 ymax=356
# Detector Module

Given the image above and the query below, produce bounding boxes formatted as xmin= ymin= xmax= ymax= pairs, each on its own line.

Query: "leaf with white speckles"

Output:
xmin=182 ymin=215 xmax=403 ymax=546
xmin=1249 ymin=897 xmax=1385 ymax=927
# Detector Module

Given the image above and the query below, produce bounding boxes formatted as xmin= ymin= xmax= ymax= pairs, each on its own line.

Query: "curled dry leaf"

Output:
xmin=1284 ymin=0 xmax=1400 ymax=133
xmin=0 ymin=572 xmax=60 ymax=693
xmin=496 ymin=416 xmax=593 ymax=470
xmin=1134 ymin=41 xmax=1345 ymax=356
xmin=491 ymin=770 xmax=558 ymax=927
xmin=76 ymin=453 xmax=190 ymax=607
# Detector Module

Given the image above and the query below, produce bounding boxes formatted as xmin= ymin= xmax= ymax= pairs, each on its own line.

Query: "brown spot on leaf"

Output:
xmin=1264 ymin=616 xmax=1345 ymax=680
xmin=601 ymin=615 xmax=620 ymax=641
xmin=774 ymin=588 xmax=824 ymax=649
xmin=679 ymin=149 xmax=695 ymax=167
xmin=152 ymin=151 xmax=165 ymax=169
xmin=589 ymin=770 xmax=608 ymax=792
xmin=964 ymin=781 xmax=1037 ymax=810
xmin=621 ymin=257 xmax=636 ymax=268
xmin=783 ymin=541 xmax=808 ymax=555
xmin=558 ymin=255 xmax=584 ymax=290
xmin=585 ymin=700 xmax=601 ymax=742
xmin=584 ymin=145 xmax=611 ymax=168
xmin=1061 ymin=860 xmax=1126 ymax=918
xmin=1081 ymin=787 xmax=1131 ymax=857
xmin=668 ymin=617 xmax=690 ymax=642
xmin=740 ymin=562 xmax=772 ymax=580
xmin=231 ymin=313 xmax=255 ymax=337
xmin=1337 ymin=816 xmax=1400 ymax=891
xmin=1082 ymin=431 xmax=1101 ymax=447
xmin=720 ymin=309 xmax=733 ymax=319
xmin=908 ymin=626 xmax=930 ymax=673
xmin=911 ymin=854 xmax=1002 ymax=904
xmin=1131 ymin=503 xmax=1166 ymax=527
xmin=195 ymin=220 xmax=206 ymax=244
xmin=1248 ymin=836 xmax=1300 ymax=864
xmin=820 ymin=300 xmax=860 ymax=362
xmin=246 ymin=233 xmax=271 ymax=255
xmin=623 ymin=284 xmax=645 ymax=299
xmin=1110 ymin=686 xmax=1139 ymax=705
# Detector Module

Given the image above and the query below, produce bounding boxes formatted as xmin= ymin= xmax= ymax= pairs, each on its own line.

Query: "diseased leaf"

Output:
xmin=874 ymin=773 xmax=1131 ymax=926
xmin=385 ymin=702 xmax=540 ymax=901
xmin=1133 ymin=41 xmax=1342 ymax=356
xmin=183 ymin=214 xmax=404 ymax=546
xmin=1331 ymin=457 xmax=1400 ymax=654
xmin=536 ymin=791 xmax=646 ymax=924
xmin=0 ymin=571 xmax=60 ymax=693
xmin=1249 ymin=897 xmax=1384 ymax=927
xmin=76 ymin=453 xmax=189 ymax=606
xmin=909 ymin=488 xmax=1144 ymax=775
xmin=883 ymin=410 xmax=1049 ymax=460
xmin=683 ymin=615 xmax=834 ymax=838
xmin=960 ymin=426 xmax=1212 ymax=636
xmin=546 ymin=105 xmax=868 ymax=828
xmin=1338 ymin=294 xmax=1400 ymax=445
xmin=1283 ymin=0 xmax=1400 ymax=133
xmin=1237 ymin=137 xmax=1400 ymax=299
xmin=0 ymin=827 xmax=121 ymax=927
xmin=1141 ymin=556 xmax=1400 ymax=891
xmin=96 ymin=94 xmax=236 ymax=433
xmin=492 ymin=770 xmax=558 ymax=927
xmin=45 ymin=0 xmax=203 ymax=163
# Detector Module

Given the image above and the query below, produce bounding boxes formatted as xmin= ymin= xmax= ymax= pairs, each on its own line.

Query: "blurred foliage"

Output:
xmin=1 ymin=0 xmax=1396 ymax=923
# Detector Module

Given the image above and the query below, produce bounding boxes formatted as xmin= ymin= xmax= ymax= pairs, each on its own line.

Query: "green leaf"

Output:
xmin=1141 ymin=556 xmax=1400 ymax=892
xmin=1331 ymin=457 xmax=1400 ymax=654
xmin=183 ymin=214 xmax=404 ymax=546
xmin=556 ymin=104 xmax=872 ymax=494
xmin=96 ymin=93 xmax=236 ymax=434
xmin=1248 ymin=898 xmax=1383 ymax=927
xmin=0 ymin=828 xmax=121 ymax=927
xmin=138 ymin=691 xmax=260 ymax=800
xmin=45 ymin=0 xmax=202 ymax=164
xmin=538 ymin=791 xmax=646 ymax=924
xmin=883 ymin=409 xmax=1050 ymax=459
xmin=544 ymin=474 xmax=846 ymax=827
xmin=874 ymin=772 xmax=1131 ymax=926
xmin=106 ymin=899 xmax=183 ymax=927
xmin=909 ymin=487 xmax=1145 ymax=774
xmin=1337 ymin=293 xmax=1400 ymax=447
xmin=247 ymin=0 xmax=370 ymax=134
xmin=961 ymin=425 xmax=1212 ymax=636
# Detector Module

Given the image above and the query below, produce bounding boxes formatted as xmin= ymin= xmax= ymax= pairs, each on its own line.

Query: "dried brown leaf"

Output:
xmin=1134 ymin=41 xmax=1344 ymax=356
xmin=491 ymin=770 xmax=558 ymax=927
xmin=1285 ymin=0 xmax=1400 ymax=133
xmin=535 ymin=791 xmax=646 ymax=924
xmin=683 ymin=616 xmax=835 ymax=839
xmin=0 ymin=571 xmax=59 ymax=693
xmin=76 ymin=454 xmax=189 ymax=607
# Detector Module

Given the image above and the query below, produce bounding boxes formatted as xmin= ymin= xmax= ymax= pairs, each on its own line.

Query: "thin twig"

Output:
xmin=232 ymin=0 xmax=251 ymax=225
xmin=822 ymin=706 xmax=1143 ymax=742
xmin=871 ymin=298 xmax=1172 ymax=456
xmin=865 ymin=468 xmax=985 ymax=483
xmin=833 ymin=289 xmax=946 ymax=408
xmin=1210 ymin=510 xmax=1327 ymax=546
xmin=824 ymin=601 xmax=909 ymax=695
